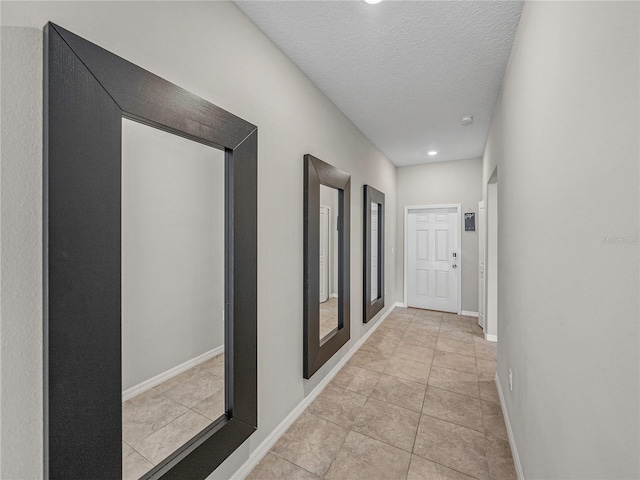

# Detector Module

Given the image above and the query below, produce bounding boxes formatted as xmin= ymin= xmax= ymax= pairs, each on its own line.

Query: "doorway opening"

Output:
xmin=484 ymin=169 xmax=498 ymax=342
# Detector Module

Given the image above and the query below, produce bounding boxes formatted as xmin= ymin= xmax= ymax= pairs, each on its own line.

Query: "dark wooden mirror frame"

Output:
xmin=44 ymin=23 xmax=257 ymax=479
xmin=363 ymin=185 xmax=385 ymax=323
xmin=303 ymin=154 xmax=351 ymax=379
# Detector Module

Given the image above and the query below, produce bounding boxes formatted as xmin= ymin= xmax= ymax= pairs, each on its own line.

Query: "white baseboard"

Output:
xmin=485 ymin=333 xmax=498 ymax=342
xmin=231 ymin=304 xmax=397 ymax=480
xmin=495 ymin=373 xmax=524 ymax=480
xmin=394 ymin=301 xmax=407 ymax=308
xmin=122 ymin=345 xmax=224 ymax=402
xmin=461 ymin=310 xmax=479 ymax=318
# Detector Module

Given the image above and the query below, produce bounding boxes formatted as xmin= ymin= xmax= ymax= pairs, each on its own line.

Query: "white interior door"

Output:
xmin=478 ymin=200 xmax=486 ymax=329
xmin=407 ymin=207 xmax=459 ymax=312
xmin=319 ymin=205 xmax=330 ymax=303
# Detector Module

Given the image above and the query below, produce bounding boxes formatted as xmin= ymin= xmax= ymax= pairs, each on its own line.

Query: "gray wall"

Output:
xmin=483 ymin=1 xmax=639 ymax=478
xmin=121 ymin=119 xmax=225 ymax=391
xmin=396 ymin=158 xmax=482 ymax=312
xmin=0 ymin=2 xmax=398 ymax=478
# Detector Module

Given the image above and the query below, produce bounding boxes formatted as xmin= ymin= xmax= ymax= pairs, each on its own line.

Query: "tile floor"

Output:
xmin=122 ymin=354 xmax=225 ymax=480
xmin=248 ymin=308 xmax=516 ymax=480
xmin=320 ymin=297 xmax=339 ymax=340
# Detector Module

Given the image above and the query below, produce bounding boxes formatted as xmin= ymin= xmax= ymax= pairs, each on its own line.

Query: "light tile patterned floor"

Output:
xmin=122 ymin=354 xmax=225 ymax=480
xmin=248 ymin=308 xmax=516 ymax=480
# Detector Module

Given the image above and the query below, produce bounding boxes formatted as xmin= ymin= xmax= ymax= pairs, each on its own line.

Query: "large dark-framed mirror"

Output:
xmin=44 ymin=23 xmax=257 ymax=479
xmin=303 ymin=154 xmax=351 ymax=379
xmin=364 ymin=185 xmax=385 ymax=323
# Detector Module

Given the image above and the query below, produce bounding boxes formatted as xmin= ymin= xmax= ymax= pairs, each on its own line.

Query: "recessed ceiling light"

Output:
xmin=365 ymin=0 xmax=382 ymax=4
xmin=427 ymin=150 xmax=438 ymax=156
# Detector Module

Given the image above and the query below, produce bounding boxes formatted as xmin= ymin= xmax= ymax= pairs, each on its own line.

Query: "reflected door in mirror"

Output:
xmin=121 ymin=119 xmax=226 ymax=479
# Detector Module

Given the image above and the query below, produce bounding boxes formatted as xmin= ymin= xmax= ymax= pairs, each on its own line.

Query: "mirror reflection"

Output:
xmin=121 ymin=119 xmax=225 ymax=479
xmin=371 ymin=202 xmax=380 ymax=303
xmin=319 ymin=184 xmax=339 ymax=342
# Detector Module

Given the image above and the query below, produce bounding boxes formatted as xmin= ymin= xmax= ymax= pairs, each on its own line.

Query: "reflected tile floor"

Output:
xmin=122 ymin=354 xmax=225 ymax=480
xmin=248 ymin=308 xmax=516 ymax=480
xmin=319 ymin=297 xmax=339 ymax=340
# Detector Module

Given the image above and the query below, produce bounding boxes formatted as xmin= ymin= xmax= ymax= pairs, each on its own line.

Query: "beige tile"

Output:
xmin=193 ymin=354 xmax=224 ymax=376
xmin=390 ymin=308 xmax=417 ymax=318
xmin=393 ymin=343 xmax=435 ymax=364
xmin=438 ymin=327 xmax=475 ymax=344
xmin=324 ymin=431 xmax=411 ymax=480
xmin=471 ymin=324 xmax=485 ymax=338
xmin=422 ymin=387 xmax=483 ymax=432
xmin=414 ymin=415 xmax=489 ymax=480
xmin=407 ymin=454 xmax=477 ymax=480
xmin=352 ymin=398 xmax=420 ymax=452
xmin=473 ymin=337 xmax=497 ymax=361
xmin=384 ymin=356 xmax=431 ymax=384
xmin=192 ymin=387 xmax=225 ymax=421
xmin=436 ymin=337 xmax=476 ymax=357
xmin=371 ymin=374 xmax=427 ymax=412
xmin=331 ymin=365 xmax=381 ymax=396
xmin=485 ymin=436 xmax=517 ymax=480
xmin=433 ymin=350 xmax=477 ymax=375
xmin=348 ymin=348 xmax=391 ymax=373
xmin=122 ymin=389 xmax=189 ymax=445
xmin=133 ymin=410 xmax=212 ymax=465
xmin=440 ymin=318 xmax=472 ymax=333
xmin=307 ymin=385 xmax=367 ymax=428
xmin=428 ymin=366 xmax=479 ymax=398
xmin=383 ymin=316 xmax=413 ymax=329
xmin=160 ymin=370 xmax=225 ymax=408
xmin=479 ymin=380 xmax=501 ymax=405
xmin=361 ymin=333 xmax=399 ymax=356
xmin=401 ymin=332 xmax=438 ymax=350
xmin=272 ymin=412 xmax=348 ymax=477
xmin=247 ymin=452 xmax=319 ymax=480
xmin=476 ymin=359 xmax=497 ymax=381
xmin=406 ymin=323 xmax=441 ymax=336
xmin=375 ymin=325 xmax=407 ymax=342
xmin=413 ymin=309 xmax=443 ymax=321
xmin=443 ymin=313 xmax=475 ymax=324
xmin=411 ymin=316 xmax=442 ymax=327
xmin=122 ymin=442 xmax=153 ymax=480
xmin=481 ymin=400 xmax=509 ymax=441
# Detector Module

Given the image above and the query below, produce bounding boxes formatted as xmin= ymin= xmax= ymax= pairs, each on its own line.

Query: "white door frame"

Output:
xmin=319 ymin=204 xmax=331 ymax=303
xmin=404 ymin=204 xmax=462 ymax=314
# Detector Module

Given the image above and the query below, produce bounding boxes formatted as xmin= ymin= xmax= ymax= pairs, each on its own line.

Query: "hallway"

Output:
xmin=248 ymin=308 xmax=515 ymax=480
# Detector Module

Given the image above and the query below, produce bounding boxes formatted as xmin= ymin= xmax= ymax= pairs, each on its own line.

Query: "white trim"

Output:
xmin=461 ymin=310 xmax=478 ymax=318
xmin=496 ymin=373 xmax=525 ymax=480
xmin=122 ymin=345 xmax=224 ymax=401
xmin=394 ymin=301 xmax=407 ymax=308
xmin=230 ymin=304 xmax=397 ymax=480
xmin=485 ymin=333 xmax=498 ymax=343
xmin=403 ymin=204 xmax=462 ymax=314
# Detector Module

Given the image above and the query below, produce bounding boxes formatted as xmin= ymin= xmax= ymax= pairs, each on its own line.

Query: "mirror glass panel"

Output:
xmin=121 ymin=119 xmax=225 ymax=478
xmin=371 ymin=202 xmax=380 ymax=303
xmin=319 ymin=184 xmax=339 ymax=342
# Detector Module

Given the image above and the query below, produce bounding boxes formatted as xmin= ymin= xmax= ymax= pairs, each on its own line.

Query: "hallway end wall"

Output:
xmin=396 ymin=158 xmax=482 ymax=313
xmin=483 ymin=1 xmax=639 ymax=478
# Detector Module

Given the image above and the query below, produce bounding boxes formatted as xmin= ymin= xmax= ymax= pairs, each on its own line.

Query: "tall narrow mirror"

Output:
xmin=304 ymin=154 xmax=350 ymax=379
xmin=319 ymin=185 xmax=339 ymax=343
xmin=364 ymin=185 xmax=385 ymax=323
xmin=44 ymin=23 xmax=257 ymax=480
xmin=121 ymin=119 xmax=225 ymax=479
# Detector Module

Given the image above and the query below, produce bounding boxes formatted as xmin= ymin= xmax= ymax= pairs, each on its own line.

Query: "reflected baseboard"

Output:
xmin=461 ymin=310 xmax=479 ymax=317
xmin=122 ymin=345 xmax=224 ymax=402
xmin=231 ymin=303 xmax=398 ymax=480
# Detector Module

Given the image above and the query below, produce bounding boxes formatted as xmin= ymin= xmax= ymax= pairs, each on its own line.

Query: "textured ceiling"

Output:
xmin=235 ymin=0 xmax=523 ymax=166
